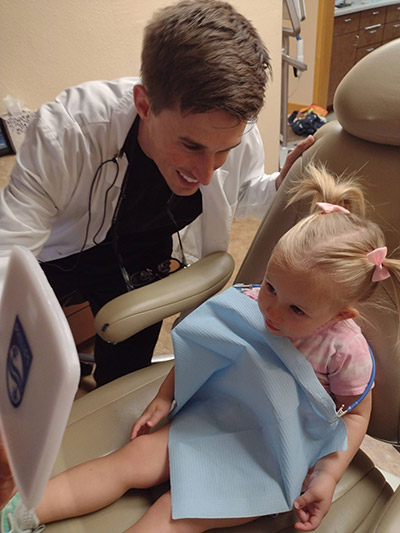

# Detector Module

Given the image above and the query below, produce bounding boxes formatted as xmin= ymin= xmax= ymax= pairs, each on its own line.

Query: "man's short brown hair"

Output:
xmin=141 ymin=0 xmax=271 ymax=122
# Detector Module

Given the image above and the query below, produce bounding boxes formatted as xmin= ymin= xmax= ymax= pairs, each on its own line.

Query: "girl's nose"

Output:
xmin=267 ymin=304 xmax=282 ymax=324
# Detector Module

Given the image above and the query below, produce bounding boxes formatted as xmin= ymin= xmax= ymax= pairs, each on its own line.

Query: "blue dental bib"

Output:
xmin=168 ymin=287 xmax=347 ymax=519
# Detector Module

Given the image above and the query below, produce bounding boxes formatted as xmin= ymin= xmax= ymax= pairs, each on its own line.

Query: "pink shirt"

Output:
xmin=244 ymin=287 xmax=372 ymax=397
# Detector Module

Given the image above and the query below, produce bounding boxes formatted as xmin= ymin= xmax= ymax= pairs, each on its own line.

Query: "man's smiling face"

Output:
xmin=134 ymin=85 xmax=246 ymax=196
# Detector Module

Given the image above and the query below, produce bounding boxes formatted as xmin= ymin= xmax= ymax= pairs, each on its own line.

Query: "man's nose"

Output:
xmin=193 ymin=154 xmax=215 ymax=186
xmin=194 ymin=151 xmax=228 ymax=186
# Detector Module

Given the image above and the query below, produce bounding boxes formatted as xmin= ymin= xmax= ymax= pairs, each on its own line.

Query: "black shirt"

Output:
xmin=108 ymin=116 xmax=202 ymax=273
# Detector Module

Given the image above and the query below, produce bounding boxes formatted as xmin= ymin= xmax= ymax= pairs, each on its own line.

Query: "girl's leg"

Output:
xmin=125 ymin=491 xmax=257 ymax=533
xmin=36 ymin=424 xmax=170 ymax=524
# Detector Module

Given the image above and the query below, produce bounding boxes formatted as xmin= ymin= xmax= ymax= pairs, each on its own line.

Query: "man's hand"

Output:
xmin=276 ymin=135 xmax=314 ymax=190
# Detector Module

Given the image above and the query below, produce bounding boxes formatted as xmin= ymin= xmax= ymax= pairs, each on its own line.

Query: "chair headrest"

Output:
xmin=333 ymin=39 xmax=400 ymax=146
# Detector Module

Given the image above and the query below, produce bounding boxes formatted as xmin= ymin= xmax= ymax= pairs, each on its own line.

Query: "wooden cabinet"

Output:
xmin=328 ymin=3 xmax=400 ymax=108
xmin=328 ymin=31 xmax=358 ymax=106
xmin=355 ymin=42 xmax=382 ymax=62
xmin=383 ymin=19 xmax=400 ymax=40
xmin=333 ymin=12 xmax=360 ymax=34
xmin=357 ymin=22 xmax=385 ymax=46
xmin=359 ymin=6 xmax=386 ymax=26
xmin=64 ymin=302 xmax=95 ymax=346
xmin=386 ymin=3 xmax=400 ymax=21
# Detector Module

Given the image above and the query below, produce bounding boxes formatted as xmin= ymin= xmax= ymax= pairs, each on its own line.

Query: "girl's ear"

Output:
xmin=133 ymin=85 xmax=151 ymax=120
xmin=336 ymin=306 xmax=359 ymax=322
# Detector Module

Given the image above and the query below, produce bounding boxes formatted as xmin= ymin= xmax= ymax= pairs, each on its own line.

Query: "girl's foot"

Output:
xmin=0 ymin=493 xmax=44 ymax=533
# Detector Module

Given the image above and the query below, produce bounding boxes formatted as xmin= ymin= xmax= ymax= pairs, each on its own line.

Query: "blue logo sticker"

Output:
xmin=6 ymin=316 xmax=33 ymax=408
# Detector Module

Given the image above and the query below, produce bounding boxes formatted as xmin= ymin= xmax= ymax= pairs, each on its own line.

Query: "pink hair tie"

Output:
xmin=316 ymin=202 xmax=350 ymax=214
xmin=367 ymin=246 xmax=391 ymax=282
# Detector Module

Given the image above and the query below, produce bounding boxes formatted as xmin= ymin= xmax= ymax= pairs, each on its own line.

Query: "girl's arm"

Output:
xmin=131 ymin=367 xmax=175 ymax=440
xmin=294 ymin=391 xmax=372 ymax=531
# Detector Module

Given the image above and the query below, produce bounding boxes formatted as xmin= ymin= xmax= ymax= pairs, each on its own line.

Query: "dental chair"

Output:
xmin=47 ymin=39 xmax=400 ymax=532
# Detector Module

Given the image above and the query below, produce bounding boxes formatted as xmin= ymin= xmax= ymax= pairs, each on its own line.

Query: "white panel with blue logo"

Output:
xmin=0 ymin=246 xmax=80 ymax=510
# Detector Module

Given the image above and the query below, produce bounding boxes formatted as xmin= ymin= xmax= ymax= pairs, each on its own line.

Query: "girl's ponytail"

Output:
xmin=288 ymin=162 xmax=366 ymax=217
xmin=275 ymin=162 xmax=400 ymax=346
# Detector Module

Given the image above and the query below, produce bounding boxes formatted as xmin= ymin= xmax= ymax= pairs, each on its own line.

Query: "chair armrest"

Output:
xmin=94 ymin=251 xmax=234 ymax=343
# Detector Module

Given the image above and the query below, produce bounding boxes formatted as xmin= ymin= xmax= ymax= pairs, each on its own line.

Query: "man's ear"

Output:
xmin=336 ymin=306 xmax=359 ymax=322
xmin=133 ymin=85 xmax=151 ymax=120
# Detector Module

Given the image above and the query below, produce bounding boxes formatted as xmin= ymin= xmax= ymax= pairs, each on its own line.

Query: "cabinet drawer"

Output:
xmin=383 ymin=20 xmax=400 ymax=40
xmin=386 ymin=3 xmax=400 ymax=22
xmin=328 ymin=31 xmax=358 ymax=107
xmin=355 ymin=42 xmax=382 ymax=62
xmin=357 ymin=23 xmax=384 ymax=47
xmin=360 ymin=7 xmax=387 ymax=27
xmin=334 ymin=13 xmax=360 ymax=36
xmin=64 ymin=303 xmax=95 ymax=346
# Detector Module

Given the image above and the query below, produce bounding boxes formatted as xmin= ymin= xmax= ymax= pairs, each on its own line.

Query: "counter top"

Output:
xmin=335 ymin=0 xmax=399 ymax=17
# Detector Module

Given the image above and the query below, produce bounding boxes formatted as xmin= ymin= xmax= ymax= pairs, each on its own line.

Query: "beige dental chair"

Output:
xmin=48 ymin=39 xmax=400 ymax=532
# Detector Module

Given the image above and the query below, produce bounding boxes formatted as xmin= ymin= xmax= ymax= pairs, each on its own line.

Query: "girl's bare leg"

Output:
xmin=35 ymin=424 xmax=170 ymax=524
xmin=125 ymin=491 xmax=257 ymax=533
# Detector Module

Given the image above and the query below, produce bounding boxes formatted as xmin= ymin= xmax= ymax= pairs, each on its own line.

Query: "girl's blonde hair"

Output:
xmin=271 ymin=164 xmax=400 ymax=323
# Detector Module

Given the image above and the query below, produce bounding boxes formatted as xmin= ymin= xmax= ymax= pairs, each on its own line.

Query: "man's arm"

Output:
xmin=234 ymin=131 xmax=314 ymax=219
xmin=0 ymin=177 xmax=54 ymax=298
xmin=0 ymin=102 xmax=85 ymax=299
xmin=275 ymin=135 xmax=314 ymax=190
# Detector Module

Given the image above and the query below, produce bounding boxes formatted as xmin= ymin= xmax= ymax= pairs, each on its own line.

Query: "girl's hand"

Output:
xmin=293 ymin=470 xmax=336 ymax=531
xmin=130 ymin=396 xmax=172 ymax=440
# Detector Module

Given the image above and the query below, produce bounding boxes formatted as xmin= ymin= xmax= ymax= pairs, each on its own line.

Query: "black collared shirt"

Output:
xmin=108 ymin=116 xmax=202 ymax=273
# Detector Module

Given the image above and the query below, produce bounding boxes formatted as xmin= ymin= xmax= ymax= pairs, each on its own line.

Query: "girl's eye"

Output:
xmin=266 ymin=282 xmax=276 ymax=295
xmin=290 ymin=305 xmax=305 ymax=316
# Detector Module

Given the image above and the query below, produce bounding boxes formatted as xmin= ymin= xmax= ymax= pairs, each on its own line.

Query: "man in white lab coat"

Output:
xmin=0 ymin=0 xmax=312 ymax=386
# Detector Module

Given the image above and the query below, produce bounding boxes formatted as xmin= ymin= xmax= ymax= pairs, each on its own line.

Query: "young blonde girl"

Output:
xmin=2 ymin=164 xmax=400 ymax=533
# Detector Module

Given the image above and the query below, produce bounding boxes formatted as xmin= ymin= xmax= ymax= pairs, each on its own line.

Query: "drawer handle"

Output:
xmin=344 ymin=18 xmax=353 ymax=22
xmin=372 ymin=11 xmax=380 ymax=15
xmin=366 ymin=48 xmax=375 ymax=52
xmin=364 ymin=24 xmax=382 ymax=30
xmin=394 ymin=24 xmax=400 ymax=28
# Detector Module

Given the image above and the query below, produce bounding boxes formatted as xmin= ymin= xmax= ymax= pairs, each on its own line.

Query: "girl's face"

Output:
xmin=257 ymin=259 xmax=357 ymax=339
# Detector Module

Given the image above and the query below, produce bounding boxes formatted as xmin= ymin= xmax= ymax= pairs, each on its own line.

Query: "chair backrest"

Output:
xmin=235 ymin=39 xmax=400 ymax=445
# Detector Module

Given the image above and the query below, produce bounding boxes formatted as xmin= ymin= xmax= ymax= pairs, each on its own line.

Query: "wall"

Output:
xmin=0 ymin=0 xmax=282 ymax=172
xmin=288 ymin=0 xmax=319 ymax=110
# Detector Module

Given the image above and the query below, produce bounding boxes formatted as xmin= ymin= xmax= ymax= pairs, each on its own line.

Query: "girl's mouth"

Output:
xmin=265 ymin=318 xmax=280 ymax=332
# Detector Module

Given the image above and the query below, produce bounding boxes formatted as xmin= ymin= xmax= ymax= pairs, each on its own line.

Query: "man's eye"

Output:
xmin=182 ymin=143 xmax=200 ymax=151
xmin=291 ymin=305 xmax=304 ymax=315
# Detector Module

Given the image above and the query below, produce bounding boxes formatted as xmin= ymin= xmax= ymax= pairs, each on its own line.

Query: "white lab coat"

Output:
xmin=0 ymin=78 xmax=278 ymax=297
